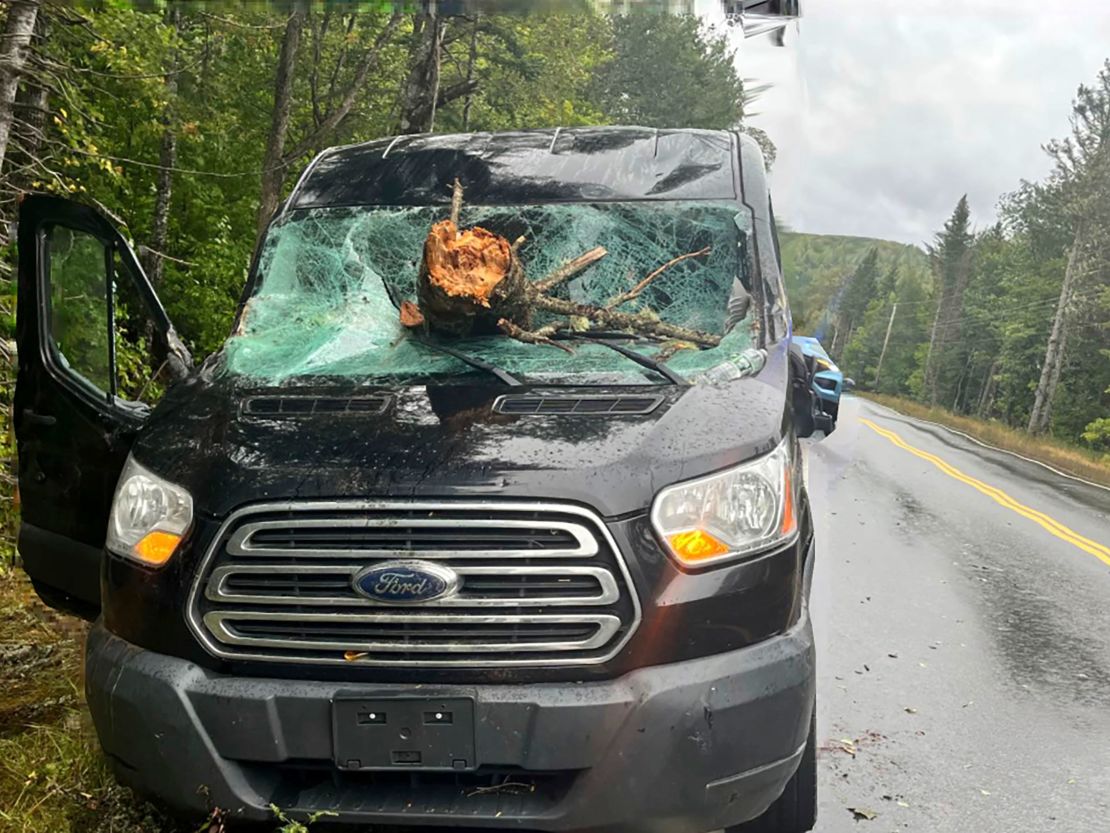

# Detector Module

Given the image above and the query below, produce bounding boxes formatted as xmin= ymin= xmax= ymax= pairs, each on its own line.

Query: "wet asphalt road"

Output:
xmin=804 ymin=397 xmax=1110 ymax=833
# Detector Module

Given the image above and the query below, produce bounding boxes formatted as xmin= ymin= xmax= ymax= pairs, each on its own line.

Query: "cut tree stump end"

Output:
xmin=423 ymin=219 xmax=512 ymax=308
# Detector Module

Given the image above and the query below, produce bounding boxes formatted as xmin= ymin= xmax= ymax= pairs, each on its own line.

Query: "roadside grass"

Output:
xmin=862 ymin=393 xmax=1110 ymax=488
xmin=0 ymin=570 xmax=344 ymax=833
xmin=0 ymin=569 xmax=182 ymax=833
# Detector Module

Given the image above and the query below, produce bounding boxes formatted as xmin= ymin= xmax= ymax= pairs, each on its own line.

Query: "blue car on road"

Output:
xmin=793 ymin=335 xmax=847 ymax=429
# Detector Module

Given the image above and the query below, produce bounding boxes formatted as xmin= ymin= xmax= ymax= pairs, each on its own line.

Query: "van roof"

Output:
xmin=286 ymin=126 xmax=748 ymax=211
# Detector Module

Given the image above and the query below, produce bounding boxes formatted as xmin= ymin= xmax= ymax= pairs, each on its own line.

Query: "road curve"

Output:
xmin=806 ymin=396 xmax=1110 ymax=832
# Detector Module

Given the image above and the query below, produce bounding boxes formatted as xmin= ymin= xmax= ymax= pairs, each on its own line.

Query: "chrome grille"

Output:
xmin=187 ymin=502 xmax=640 ymax=667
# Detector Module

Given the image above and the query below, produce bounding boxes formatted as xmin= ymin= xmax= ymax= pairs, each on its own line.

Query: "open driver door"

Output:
xmin=14 ymin=195 xmax=191 ymax=618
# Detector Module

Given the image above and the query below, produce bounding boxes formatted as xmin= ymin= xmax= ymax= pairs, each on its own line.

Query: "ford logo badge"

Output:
xmin=352 ymin=560 xmax=459 ymax=605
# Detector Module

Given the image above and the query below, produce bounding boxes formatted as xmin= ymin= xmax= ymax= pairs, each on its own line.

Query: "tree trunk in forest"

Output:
xmin=922 ymin=248 xmax=971 ymax=405
xmin=461 ymin=14 xmax=480 ymax=131
xmin=6 ymin=8 xmax=46 ymax=198
xmin=922 ymin=299 xmax=942 ymax=402
xmin=872 ymin=302 xmax=897 ymax=389
xmin=281 ymin=12 xmax=402 ymax=163
xmin=951 ymin=354 xmax=973 ymax=412
xmin=257 ymin=4 xmax=306 ymax=238
xmin=142 ymin=7 xmax=180 ymax=288
xmin=396 ymin=12 xmax=445 ymax=134
xmin=11 ymin=76 xmax=46 ymax=170
xmin=1028 ymin=223 xmax=1084 ymax=434
xmin=0 ymin=0 xmax=40 ymax=179
xmin=975 ymin=358 xmax=999 ymax=419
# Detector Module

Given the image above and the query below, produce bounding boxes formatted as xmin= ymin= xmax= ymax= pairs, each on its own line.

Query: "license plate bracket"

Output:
xmin=332 ymin=696 xmax=476 ymax=771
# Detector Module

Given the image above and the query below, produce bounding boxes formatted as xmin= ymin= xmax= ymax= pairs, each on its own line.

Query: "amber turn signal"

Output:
xmin=781 ymin=468 xmax=796 ymax=536
xmin=667 ymin=529 xmax=731 ymax=562
xmin=132 ymin=530 xmax=183 ymax=566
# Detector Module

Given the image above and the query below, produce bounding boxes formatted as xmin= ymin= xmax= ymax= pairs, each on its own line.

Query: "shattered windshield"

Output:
xmin=223 ymin=201 xmax=757 ymax=385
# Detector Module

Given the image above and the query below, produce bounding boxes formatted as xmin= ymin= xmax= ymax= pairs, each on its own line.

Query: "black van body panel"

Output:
xmin=132 ymin=339 xmax=790 ymax=520
xmin=103 ymin=338 xmax=805 ymax=684
xmin=87 ymin=604 xmax=815 ymax=832
xmin=287 ymin=128 xmax=739 ymax=210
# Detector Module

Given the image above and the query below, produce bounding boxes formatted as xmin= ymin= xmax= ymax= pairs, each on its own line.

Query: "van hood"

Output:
xmin=134 ymin=344 xmax=790 ymax=518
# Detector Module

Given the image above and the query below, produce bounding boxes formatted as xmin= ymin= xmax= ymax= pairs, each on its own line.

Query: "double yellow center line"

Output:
xmin=860 ymin=417 xmax=1110 ymax=567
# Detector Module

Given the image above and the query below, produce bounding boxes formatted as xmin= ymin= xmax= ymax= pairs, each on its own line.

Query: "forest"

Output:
xmin=0 ymin=1 xmax=1106 ymax=565
xmin=0 ymin=1 xmax=759 ymax=564
xmin=784 ymin=62 xmax=1110 ymax=458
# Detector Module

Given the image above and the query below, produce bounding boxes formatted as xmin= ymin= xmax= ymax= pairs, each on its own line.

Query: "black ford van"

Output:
xmin=15 ymin=128 xmax=818 ymax=833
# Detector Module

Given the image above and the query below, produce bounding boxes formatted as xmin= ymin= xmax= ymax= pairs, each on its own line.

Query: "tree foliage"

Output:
xmin=0 ymin=4 xmax=764 ymax=561
xmin=788 ymin=62 xmax=1110 ymax=451
xmin=589 ymin=13 xmax=748 ymax=130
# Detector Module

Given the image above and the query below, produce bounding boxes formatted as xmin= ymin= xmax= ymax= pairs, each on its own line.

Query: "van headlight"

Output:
xmin=650 ymin=439 xmax=797 ymax=567
xmin=106 ymin=457 xmax=193 ymax=566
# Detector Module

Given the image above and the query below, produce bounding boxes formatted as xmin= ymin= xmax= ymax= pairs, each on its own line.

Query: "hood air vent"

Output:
xmin=243 ymin=396 xmax=390 ymax=417
xmin=493 ymin=394 xmax=664 ymax=416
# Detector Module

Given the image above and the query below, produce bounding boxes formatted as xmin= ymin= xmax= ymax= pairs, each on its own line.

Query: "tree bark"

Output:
xmin=1028 ymin=223 xmax=1084 ymax=434
xmin=412 ymin=183 xmax=719 ymax=348
xmin=417 ymin=219 xmax=532 ymax=336
xmin=872 ymin=302 xmax=897 ymax=389
xmin=0 ymin=0 xmax=40 ymax=178
xmin=922 ymin=297 xmax=942 ymax=402
xmin=142 ymin=7 xmax=180 ymax=289
xmin=257 ymin=4 xmax=306 ymax=238
xmin=6 ymin=6 xmax=46 ymax=198
xmin=396 ymin=12 xmax=445 ymax=134
xmin=461 ymin=14 xmax=480 ymax=130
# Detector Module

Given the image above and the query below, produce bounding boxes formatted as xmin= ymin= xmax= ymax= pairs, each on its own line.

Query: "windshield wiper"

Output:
xmin=415 ymin=336 xmax=524 ymax=387
xmin=554 ymin=332 xmax=688 ymax=386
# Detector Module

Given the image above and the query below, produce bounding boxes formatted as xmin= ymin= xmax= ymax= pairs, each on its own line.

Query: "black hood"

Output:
xmin=133 ymin=343 xmax=790 ymax=519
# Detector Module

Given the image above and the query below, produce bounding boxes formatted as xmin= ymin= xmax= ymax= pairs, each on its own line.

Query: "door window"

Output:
xmin=44 ymin=225 xmax=170 ymax=407
xmin=112 ymin=250 xmax=171 ymax=405
xmin=46 ymin=226 xmax=112 ymax=396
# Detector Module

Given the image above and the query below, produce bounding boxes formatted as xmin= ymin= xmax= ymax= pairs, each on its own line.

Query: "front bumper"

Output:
xmin=86 ymin=613 xmax=814 ymax=833
xmin=811 ymin=373 xmax=842 ymax=406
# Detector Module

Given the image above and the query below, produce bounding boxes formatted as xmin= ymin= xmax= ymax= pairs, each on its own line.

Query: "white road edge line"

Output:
xmin=859 ymin=397 xmax=1110 ymax=494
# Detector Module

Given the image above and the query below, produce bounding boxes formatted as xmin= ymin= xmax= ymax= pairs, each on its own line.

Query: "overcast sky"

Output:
xmin=697 ymin=0 xmax=1110 ymax=246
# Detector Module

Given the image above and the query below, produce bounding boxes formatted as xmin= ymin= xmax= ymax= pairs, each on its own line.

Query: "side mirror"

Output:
xmin=844 ymin=378 xmax=855 ymax=391
xmin=788 ymin=343 xmax=818 ymax=438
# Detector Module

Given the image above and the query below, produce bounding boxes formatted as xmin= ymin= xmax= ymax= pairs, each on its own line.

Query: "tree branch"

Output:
xmin=449 ymin=177 xmax=463 ymax=228
xmin=532 ymin=294 xmax=721 ymax=346
xmin=533 ymin=247 xmax=608 ymax=292
xmin=606 ymin=246 xmax=711 ymax=309
xmin=282 ymin=12 xmax=402 ymax=163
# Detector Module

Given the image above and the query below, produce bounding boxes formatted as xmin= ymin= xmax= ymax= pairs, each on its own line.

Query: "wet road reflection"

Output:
xmin=806 ymin=397 xmax=1110 ymax=833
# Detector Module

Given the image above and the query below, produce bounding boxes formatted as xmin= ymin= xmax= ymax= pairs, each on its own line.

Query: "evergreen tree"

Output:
xmin=1028 ymin=60 xmax=1110 ymax=433
xmin=922 ymin=195 xmax=974 ymax=406
xmin=831 ymin=246 xmax=879 ymax=354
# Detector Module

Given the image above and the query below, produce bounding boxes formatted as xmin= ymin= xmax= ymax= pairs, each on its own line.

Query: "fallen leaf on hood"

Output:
xmin=848 ymin=807 xmax=878 ymax=821
xmin=344 ymin=650 xmax=369 ymax=662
